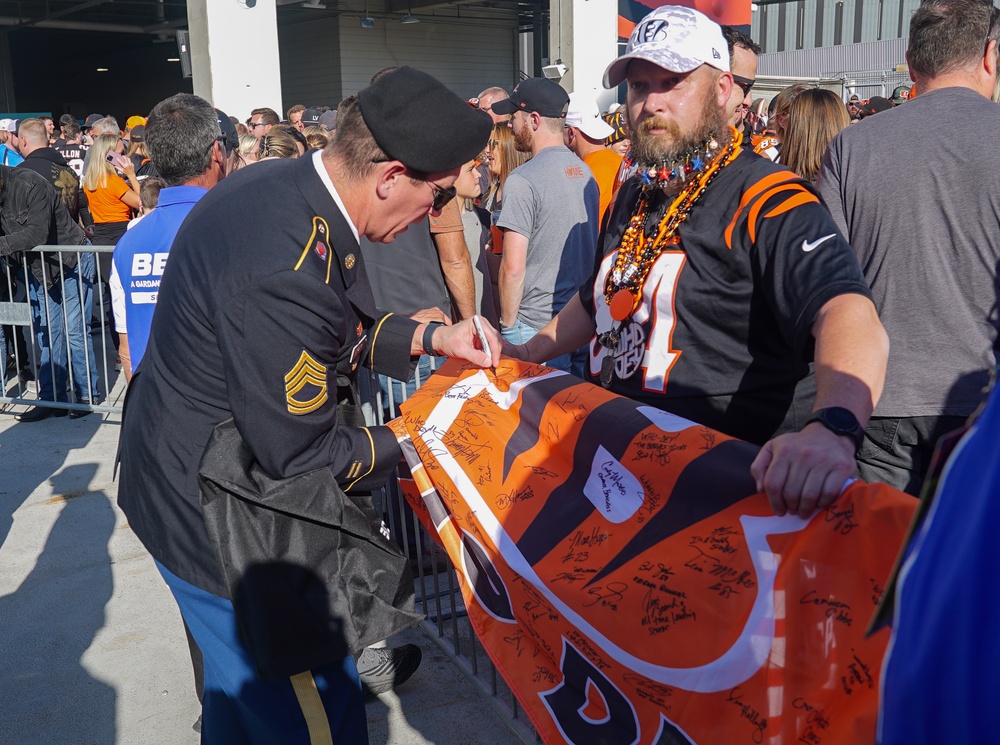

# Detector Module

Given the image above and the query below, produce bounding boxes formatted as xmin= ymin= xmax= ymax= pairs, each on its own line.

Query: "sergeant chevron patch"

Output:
xmin=284 ymin=350 xmax=328 ymax=415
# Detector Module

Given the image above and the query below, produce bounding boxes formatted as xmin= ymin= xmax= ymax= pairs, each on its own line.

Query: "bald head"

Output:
xmin=477 ymin=86 xmax=510 ymax=123
xmin=16 ymin=118 xmax=49 ymax=156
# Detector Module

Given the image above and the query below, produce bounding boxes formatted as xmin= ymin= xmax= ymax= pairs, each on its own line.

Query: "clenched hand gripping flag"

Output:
xmin=389 ymin=360 xmax=916 ymax=745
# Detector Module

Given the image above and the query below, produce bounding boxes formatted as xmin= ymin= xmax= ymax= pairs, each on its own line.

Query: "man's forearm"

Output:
xmin=498 ymin=264 xmax=525 ymax=328
xmin=433 ymin=231 xmax=476 ymax=320
xmin=522 ymin=294 xmax=596 ymax=363
xmin=119 ymin=334 xmax=133 ymax=383
xmin=810 ymin=293 xmax=889 ymax=425
xmin=498 ymin=230 xmax=529 ymax=328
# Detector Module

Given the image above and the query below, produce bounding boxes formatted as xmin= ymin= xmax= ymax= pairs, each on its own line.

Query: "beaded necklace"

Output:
xmin=596 ymin=128 xmax=742 ymax=387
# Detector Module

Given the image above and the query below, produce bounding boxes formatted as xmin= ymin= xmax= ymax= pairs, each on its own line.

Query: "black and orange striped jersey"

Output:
xmin=579 ymin=150 xmax=872 ymax=446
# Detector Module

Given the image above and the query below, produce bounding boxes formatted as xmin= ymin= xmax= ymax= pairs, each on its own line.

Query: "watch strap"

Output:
xmin=422 ymin=322 xmax=444 ymax=356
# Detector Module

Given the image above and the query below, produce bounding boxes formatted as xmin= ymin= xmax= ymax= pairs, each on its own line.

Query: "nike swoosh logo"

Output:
xmin=802 ymin=234 xmax=836 ymax=252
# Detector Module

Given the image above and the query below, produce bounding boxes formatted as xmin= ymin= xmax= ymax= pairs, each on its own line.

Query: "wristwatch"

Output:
xmin=804 ymin=407 xmax=864 ymax=451
xmin=422 ymin=321 xmax=444 ymax=356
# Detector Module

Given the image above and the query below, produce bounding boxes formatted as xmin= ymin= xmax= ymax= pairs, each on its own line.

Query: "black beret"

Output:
xmin=357 ymin=66 xmax=493 ymax=173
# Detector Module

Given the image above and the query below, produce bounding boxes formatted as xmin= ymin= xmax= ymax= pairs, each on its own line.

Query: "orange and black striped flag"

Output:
xmin=390 ymin=359 xmax=915 ymax=745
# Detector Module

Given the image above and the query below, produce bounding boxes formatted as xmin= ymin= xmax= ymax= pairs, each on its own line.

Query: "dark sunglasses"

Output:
xmin=206 ymin=134 xmax=227 ymax=156
xmin=733 ymin=74 xmax=755 ymax=98
xmin=425 ymin=181 xmax=457 ymax=212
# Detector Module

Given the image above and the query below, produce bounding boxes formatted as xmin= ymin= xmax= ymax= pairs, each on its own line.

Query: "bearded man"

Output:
xmin=505 ymin=5 xmax=889 ymax=518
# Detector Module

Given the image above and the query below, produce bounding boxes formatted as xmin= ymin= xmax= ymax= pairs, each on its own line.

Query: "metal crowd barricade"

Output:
xmin=0 ymin=245 xmax=122 ymax=415
xmin=359 ymin=362 xmax=541 ymax=745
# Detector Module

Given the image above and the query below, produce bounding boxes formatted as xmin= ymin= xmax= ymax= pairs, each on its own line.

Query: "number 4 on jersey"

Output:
xmin=590 ymin=251 xmax=686 ymax=393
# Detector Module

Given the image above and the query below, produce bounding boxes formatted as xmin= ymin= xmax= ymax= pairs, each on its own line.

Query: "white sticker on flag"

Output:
xmin=584 ymin=445 xmax=644 ymax=523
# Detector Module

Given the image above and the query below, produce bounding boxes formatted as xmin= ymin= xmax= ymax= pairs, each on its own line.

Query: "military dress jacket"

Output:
xmin=117 ymin=154 xmax=419 ymax=599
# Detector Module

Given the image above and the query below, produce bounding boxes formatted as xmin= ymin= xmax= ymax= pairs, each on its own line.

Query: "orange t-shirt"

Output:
xmin=584 ymin=148 xmax=624 ymax=224
xmin=86 ymin=174 xmax=132 ymax=224
xmin=429 ymin=197 xmax=463 ymax=234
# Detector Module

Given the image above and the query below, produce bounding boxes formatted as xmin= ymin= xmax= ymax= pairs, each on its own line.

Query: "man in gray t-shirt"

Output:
xmin=818 ymin=0 xmax=1000 ymax=496
xmin=493 ymin=78 xmax=600 ymax=376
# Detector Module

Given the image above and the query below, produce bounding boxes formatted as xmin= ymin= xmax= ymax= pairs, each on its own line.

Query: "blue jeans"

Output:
xmin=28 ymin=251 xmax=100 ymax=403
xmin=501 ymin=318 xmax=584 ymax=377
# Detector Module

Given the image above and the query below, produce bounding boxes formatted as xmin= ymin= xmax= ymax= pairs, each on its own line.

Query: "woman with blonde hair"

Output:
xmin=238 ymin=133 xmax=258 ymax=164
xmin=782 ymin=88 xmax=851 ymax=183
xmin=303 ymin=125 xmax=329 ymax=150
xmin=83 ymin=133 xmax=140 ymax=246
xmin=255 ymin=128 xmax=300 ymax=161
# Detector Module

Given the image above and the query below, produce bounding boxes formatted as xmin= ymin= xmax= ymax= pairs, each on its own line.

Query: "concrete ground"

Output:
xmin=0 ymin=379 xmax=525 ymax=745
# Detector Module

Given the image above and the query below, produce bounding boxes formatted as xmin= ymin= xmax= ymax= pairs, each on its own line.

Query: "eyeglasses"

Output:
xmin=987 ymin=4 xmax=1000 ymax=55
xmin=423 ymin=180 xmax=457 ymax=212
xmin=249 ymin=121 xmax=266 ymax=129
xmin=206 ymin=134 xmax=227 ymax=156
xmin=733 ymin=75 xmax=755 ymax=98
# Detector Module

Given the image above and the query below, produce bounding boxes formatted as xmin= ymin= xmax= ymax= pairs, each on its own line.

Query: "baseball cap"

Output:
xmin=603 ymin=5 xmax=729 ymax=89
xmin=7 ymin=119 xmax=19 ymax=134
xmin=126 ymin=115 xmax=146 ymax=129
xmin=0 ymin=118 xmax=10 ymax=131
xmin=860 ymin=96 xmax=893 ymax=116
xmin=129 ymin=124 xmax=145 ymax=142
xmin=565 ymin=92 xmax=614 ymax=140
xmin=891 ymin=85 xmax=910 ymax=105
xmin=301 ymin=107 xmax=323 ymax=127
xmin=848 ymin=93 xmax=860 ymax=102
xmin=318 ymin=110 xmax=338 ymax=131
xmin=83 ymin=114 xmax=103 ymax=129
xmin=490 ymin=77 xmax=569 ymax=118
xmin=215 ymin=108 xmax=238 ymax=154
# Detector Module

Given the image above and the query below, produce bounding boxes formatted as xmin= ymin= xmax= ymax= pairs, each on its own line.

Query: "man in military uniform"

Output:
xmin=117 ymin=67 xmax=496 ymax=743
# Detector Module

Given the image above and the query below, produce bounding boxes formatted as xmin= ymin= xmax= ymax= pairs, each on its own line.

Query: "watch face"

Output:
xmin=825 ymin=408 xmax=856 ymax=431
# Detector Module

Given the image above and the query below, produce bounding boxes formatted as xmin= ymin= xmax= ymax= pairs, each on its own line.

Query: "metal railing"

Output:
xmin=360 ymin=363 xmax=541 ymax=745
xmin=2 ymin=244 xmax=536 ymax=735
xmin=1 ymin=245 xmax=122 ymax=415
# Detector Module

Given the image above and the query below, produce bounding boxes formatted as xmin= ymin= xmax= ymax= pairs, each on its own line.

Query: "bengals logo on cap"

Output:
xmin=635 ymin=19 xmax=670 ymax=44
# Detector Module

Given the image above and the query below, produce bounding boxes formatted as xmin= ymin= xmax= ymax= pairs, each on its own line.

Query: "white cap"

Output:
xmin=565 ymin=92 xmax=615 ymax=140
xmin=603 ymin=5 xmax=730 ymax=89
xmin=0 ymin=118 xmax=11 ymax=132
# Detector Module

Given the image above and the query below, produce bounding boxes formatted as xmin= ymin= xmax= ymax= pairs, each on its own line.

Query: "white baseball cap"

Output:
xmin=603 ymin=5 xmax=730 ymax=89
xmin=565 ymin=92 xmax=615 ymax=140
xmin=0 ymin=118 xmax=11 ymax=132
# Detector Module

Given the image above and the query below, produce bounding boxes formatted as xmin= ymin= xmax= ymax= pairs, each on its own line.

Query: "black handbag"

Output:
xmin=198 ymin=417 xmax=422 ymax=680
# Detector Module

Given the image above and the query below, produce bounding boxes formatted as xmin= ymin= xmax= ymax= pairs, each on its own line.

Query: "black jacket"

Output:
xmin=19 ymin=147 xmax=89 ymax=223
xmin=118 ymin=155 xmax=419 ymax=598
xmin=0 ymin=164 xmax=85 ymax=283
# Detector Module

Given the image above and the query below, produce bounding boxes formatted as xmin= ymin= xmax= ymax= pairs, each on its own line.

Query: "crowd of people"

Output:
xmin=2 ymin=0 xmax=1000 ymax=741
